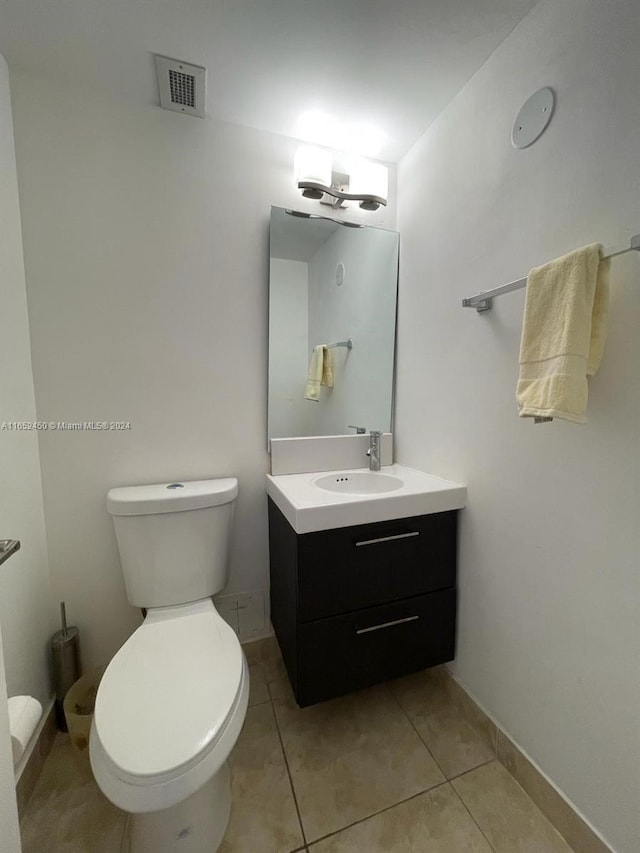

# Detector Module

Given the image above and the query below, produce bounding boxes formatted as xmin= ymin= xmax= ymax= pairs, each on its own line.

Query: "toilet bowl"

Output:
xmin=90 ymin=478 xmax=247 ymax=852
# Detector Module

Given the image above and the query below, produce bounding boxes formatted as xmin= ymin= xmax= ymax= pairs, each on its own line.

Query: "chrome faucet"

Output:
xmin=366 ymin=430 xmax=382 ymax=471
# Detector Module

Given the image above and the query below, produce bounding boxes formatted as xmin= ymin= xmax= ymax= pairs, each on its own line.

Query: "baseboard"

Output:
xmin=15 ymin=698 xmax=57 ymax=819
xmin=241 ymin=632 xmax=275 ymax=666
xmin=443 ymin=667 xmax=614 ymax=853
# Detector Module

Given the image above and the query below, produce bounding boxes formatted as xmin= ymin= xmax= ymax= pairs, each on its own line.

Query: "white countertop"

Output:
xmin=266 ymin=463 xmax=466 ymax=534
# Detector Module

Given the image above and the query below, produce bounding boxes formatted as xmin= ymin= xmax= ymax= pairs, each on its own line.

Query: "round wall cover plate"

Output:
xmin=512 ymin=87 xmax=555 ymax=149
xmin=336 ymin=262 xmax=345 ymax=286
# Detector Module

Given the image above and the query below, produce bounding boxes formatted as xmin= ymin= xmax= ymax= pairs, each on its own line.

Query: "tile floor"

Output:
xmin=20 ymin=640 xmax=574 ymax=852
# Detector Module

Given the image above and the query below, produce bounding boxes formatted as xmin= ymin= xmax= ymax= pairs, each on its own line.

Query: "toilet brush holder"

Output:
xmin=50 ymin=602 xmax=81 ymax=732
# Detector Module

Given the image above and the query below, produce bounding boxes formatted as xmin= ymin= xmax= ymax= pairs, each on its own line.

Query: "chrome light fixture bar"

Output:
xmin=297 ymin=180 xmax=387 ymax=211
xmin=294 ymin=145 xmax=388 ymax=211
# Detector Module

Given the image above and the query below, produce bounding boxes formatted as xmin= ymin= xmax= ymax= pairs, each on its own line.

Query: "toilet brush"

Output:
xmin=50 ymin=602 xmax=81 ymax=731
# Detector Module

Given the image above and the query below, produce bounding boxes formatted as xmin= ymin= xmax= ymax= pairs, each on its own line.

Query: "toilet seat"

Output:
xmin=90 ymin=599 xmax=249 ymax=813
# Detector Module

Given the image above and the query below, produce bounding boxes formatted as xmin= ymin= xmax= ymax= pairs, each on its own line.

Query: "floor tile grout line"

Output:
xmin=262 ymin=672 xmax=500 ymax=851
xmin=270 ymin=679 xmax=450 ymax=848
xmin=387 ymin=679 xmax=498 ymax=783
xmin=450 ymin=762 xmax=576 ymax=852
xmin=119 ymin=814 xmax=132 ymax=853
xmin=447 ymin=756 xmax=496 ymax=782
xmin=386 ymin=681 xmax=505 ymax=853
xmin=463 ymin=762 xmax=577 ymax=852
xmin=305 ymin=779 xmax=452 ymax=847
xmin=270 ymin=696 xmax=309 ymax=848
xmin=385 ymin=683 xmax=450 ymax=780
xmin=449 ymin=780 xmax=499 ymax=853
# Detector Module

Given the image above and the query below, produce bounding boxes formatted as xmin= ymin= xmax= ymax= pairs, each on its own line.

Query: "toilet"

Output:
xmin=90 ymin=478 xmax=249 ymax=853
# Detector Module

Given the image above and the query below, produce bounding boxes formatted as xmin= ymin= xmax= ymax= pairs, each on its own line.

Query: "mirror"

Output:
xmin=268 ymin=206 xmax=398 ymax=439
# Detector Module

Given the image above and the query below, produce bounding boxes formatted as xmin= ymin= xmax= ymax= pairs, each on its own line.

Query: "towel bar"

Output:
xmin=462 ymin=233 xmax=640 ymax=313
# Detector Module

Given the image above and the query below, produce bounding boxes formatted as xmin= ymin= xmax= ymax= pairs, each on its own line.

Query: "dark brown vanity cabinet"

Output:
xmin=268 ymin=497 xmax=458 ymax=707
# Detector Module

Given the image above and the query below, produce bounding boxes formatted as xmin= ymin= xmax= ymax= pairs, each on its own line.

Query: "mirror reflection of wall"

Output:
xmin=268 ymin=207 xmax=398 ymax=439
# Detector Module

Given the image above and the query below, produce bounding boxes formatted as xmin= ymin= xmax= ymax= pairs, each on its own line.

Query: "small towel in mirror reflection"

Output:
xmin=304 ymin=345 xmax=334 ymax=401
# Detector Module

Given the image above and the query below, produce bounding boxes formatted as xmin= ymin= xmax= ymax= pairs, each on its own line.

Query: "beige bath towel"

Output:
xmin=517 ymin=243 xmax=610 ymax=423
xmin=304 ymin=345 xmax=334 ymax=401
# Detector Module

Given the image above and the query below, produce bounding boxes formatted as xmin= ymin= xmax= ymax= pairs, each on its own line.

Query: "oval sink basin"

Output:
xmin=313 ymin=472 xmax=403 ymax=495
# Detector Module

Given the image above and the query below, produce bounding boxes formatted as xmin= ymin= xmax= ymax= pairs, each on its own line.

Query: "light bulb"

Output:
xmin=294 ymin=145 xmax=332 ymax=193
xmin=349 ymin=160 xmax=388 ymax=208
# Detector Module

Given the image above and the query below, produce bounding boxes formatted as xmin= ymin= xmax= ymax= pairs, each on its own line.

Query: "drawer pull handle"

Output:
xmin=355 ymin=531 xmax=419 ymax=547
xmin=356 ymin=615 xmax=419 ymax=635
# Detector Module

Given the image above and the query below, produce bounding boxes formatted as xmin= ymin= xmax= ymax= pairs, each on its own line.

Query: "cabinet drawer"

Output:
xmin=297 ymin=511 xmax=457 ymax=622
xmin=296 ymin=588 xmax=456 ymax=707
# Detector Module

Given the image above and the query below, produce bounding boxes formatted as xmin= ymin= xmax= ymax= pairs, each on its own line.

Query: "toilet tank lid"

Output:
xmin=107 ymin=478 xmax=238 ymax=516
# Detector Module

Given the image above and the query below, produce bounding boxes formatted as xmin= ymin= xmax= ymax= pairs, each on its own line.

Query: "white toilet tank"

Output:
xmin=107 ymin=478 xmax=238 ymax=608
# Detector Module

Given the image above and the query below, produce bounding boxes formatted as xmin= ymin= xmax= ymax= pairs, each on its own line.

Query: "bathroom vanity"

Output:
xmin=266 ymin=465 xmax=466 ymax=707
xmin=266 ymin=210 xmax=466 ymax=706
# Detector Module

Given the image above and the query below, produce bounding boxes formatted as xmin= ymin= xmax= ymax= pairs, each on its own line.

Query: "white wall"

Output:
xmin=396 ymin=2 xmax=640 ymax=851
xmin=9 ymin=70 xmax=396 ymax=671
xmin=307 ymin=226 xmax=398 ymax=435
xmin=0 ymin=57 xmax=55 ymax=712
xmin=0 ymin=626 xmax=20 ymax=852
xmin=268 ymin=259 xmax=310 ymax=438
xmin=0 ymin=52 xmax=50 ymax=852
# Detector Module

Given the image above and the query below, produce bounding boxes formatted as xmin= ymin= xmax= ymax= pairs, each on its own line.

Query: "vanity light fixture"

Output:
xmin=294 ymin=145 xmax=388 ymax=211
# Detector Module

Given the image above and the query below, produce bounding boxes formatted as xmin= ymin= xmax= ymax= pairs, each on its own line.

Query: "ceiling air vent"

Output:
xmin=154 ymin=55 xmax=206 ymax=118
